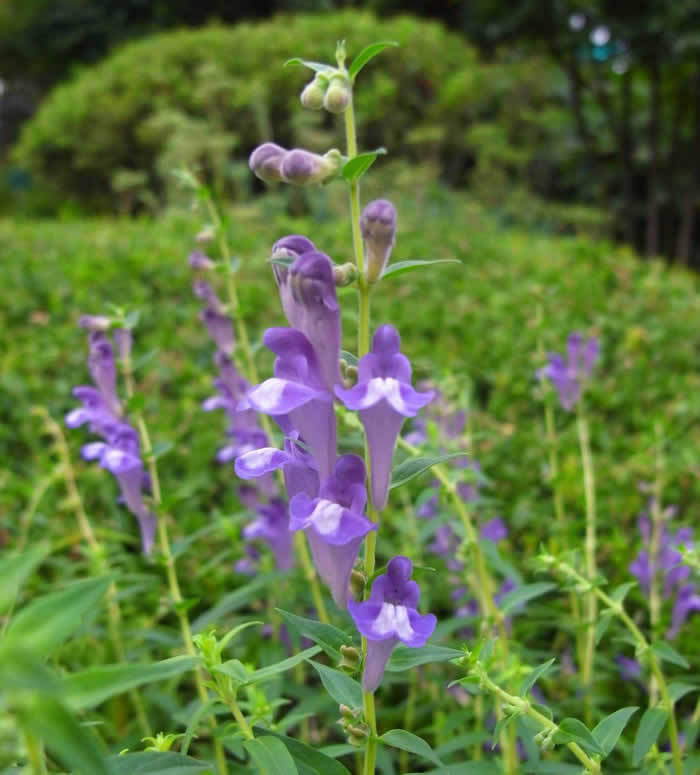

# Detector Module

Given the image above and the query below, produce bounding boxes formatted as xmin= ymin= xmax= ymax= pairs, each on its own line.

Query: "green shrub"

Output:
xmin=13 ymin=11 xmax=575 ymax=217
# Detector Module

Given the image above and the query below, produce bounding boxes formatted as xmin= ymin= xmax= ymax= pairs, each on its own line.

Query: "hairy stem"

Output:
xmin=577 ymin=404 xmax=597 ymax=726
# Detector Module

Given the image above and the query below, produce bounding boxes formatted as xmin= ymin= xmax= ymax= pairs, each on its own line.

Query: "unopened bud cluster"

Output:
xmin=338 ymin=704 xmax=369 ymax=746
xmin=301 ymin=72 xmax=351 ymax=114
xmin=249 ymin=143 xmax=343 ymax=186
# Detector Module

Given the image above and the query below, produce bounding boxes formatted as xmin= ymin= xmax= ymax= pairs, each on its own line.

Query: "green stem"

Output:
xmin=547 ymin=557 xmax=683 ymax=775
xmin=396 ymin=435 xmax=516 ymax=773
xmin=576 ymin=404 xmax=597 ymax=727
xmin=122 ymin=357 xmax=228 ymax=775
xmin=40 ymin=409 xmax=151 ymax=738
xmin=24 ymin=731 xmax=48 ymax=775
xmin=648 ymin=425 xmax=665 ymax=705
xmin=362 ymin=688 xmax=378 ymax=775
xmin=474 ymin=663 xmax=601 ymax=774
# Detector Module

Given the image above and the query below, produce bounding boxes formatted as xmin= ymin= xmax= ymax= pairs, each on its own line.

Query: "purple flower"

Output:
xmin=272 ymin=247 xmax=342 ymax=394
xmin=82 ymin=423 xmax=156 ymax=555
xmin=188 ymin=250 xmax=215 ymax=270
xmin=245 ymin=328 xmax=337 ymax=481
xmin=249 ymin=142 xmax=287 ymax=183
xmin=349 ymin=556 xmax=436 ymax=692
xmin=615 ymin=654 xmax=643 ymax=681
xmin=481 ymin=517 xmax=508 ymax=543
xmin=335 ymin=325 xmax=434 ymax=511
xmin=279 ymin=148 xmax=342 ymax=186
xmin=537 ymin=331 xmax=599 ymax=411
xmin=361 ymin=199 xmax=397 ymax=283
xmin=87 ymin=332 xmax=121 ymax=416
xmin=242 ymin=497 xmax=294 ymax=571
xmin=289 ymin=455 xmax=375 ymax=608
xmin=667 ymin=584 xmax=700 ymax=640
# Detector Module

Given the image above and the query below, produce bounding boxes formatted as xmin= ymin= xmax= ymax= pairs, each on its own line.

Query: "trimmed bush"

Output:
xmin=13 ymin=11 xmax=568 ymax=214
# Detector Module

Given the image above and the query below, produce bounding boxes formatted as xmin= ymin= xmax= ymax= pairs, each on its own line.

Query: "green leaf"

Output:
xmin=276 ymin=609 xmax=352 ymax=661
xmin=650 ymin=640 xmax=689 ymax=669
xmin=386 ymin=643 xmax=462 ymax=672
xmin=390 ymin=452 xmax=468 ymax=490
xmin=193 ymin=574 xmax=283 ymax=631
xmin=63 ymin=655 xmax=201 ymax=710
xmin=381 ymin=259 xmax=462 ymax=280
xmin=520 ymin=658 xmax=557 ymax=696
xmin=348 ymin=41 xmax=399 ymax=80
xmin=592 ymin=706 xmax=639 ymax=756
xmin=308 ymin=661 xmax=363 ymax=708
xmin=632 ymin=707 xmax=668 ymax=764
xmin=246 ymin=645 xmax=321 ymax=686
xmin=667 ymin=682 xmax=699 ymax=703
xmin=0 ymin=647 xmax=60 ymax=693
xmin=244 ymin=736 xmax=298 ymax=775
xmin=553 ymin=718 xmax=605 ymax=755
xmin=218 ymin=620 xmax=263 ymax=653
xmin=254 ymin=730 xmax=351 ymax=775
xmin=379 ymin=729 xmax=443 ymax=767
xmin=213 ymin=658 xmax=249 ymax=687
xmin=498 ymin=582 xmax=555 ymax=614
xmin=284 ymin=58 xmax=335 ymax=76
xmin=341 ymin=149 xmax=386 ymax=183
xmin=4 ymin=576 xmax=111 ymax=656
xmin=15 ymin=695 xmax=111 ymax=775
xmin=182 ymin=698 xmax=221 ymax=755
xmin=594 ymin=613 xmax=612 ymax=645
xmin=108 ymin=751 xmax=213 ymax=773
xmin=0 ymin=544 xmax=47 ymax=612
xmin=609 ymin=581 xmax=637 ymax=604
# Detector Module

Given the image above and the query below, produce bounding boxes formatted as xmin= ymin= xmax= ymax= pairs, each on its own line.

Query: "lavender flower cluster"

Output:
xmin=65 ymin=317 xmax=156 ymax=554
xmin=222 ymin=201 xmax=437 ymax=691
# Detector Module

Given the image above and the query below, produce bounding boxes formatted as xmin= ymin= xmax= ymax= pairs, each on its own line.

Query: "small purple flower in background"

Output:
xmin=66 ymin=324 xmax=155 ymax=554
xmin=628 ymin=499 xmax=698 ymax=639
xmin=349 ymin=556 xmax=436 ymax=692
xmin=335 ymin=325 xmax=434 ymax=511
xmin=242 ymin=497 xmax=294 ymax=571
xmin=615 ymin=654 xmax=643 ymax=682
xmin=537 ymin=331 xmax=599 ymax=410
xmin=188 ymin=250 xmax=215 ymax=270
xmin=289 ymin=455 xmax=375 ymax=608
xmin=481 ymin=516 xmax=508 ymax=543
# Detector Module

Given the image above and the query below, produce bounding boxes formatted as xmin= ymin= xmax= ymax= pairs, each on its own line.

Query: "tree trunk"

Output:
xmin=675 ymin=71 xmax=700 ymax=265
xmin=619 ymin=70 xmax=635 ymax=246
xmin=646 ymin=55 xmax=661 ymax=257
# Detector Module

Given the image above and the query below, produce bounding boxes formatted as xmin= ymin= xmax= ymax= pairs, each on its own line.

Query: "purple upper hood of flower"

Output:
xmin=242 ymin=497 xmax=294 ymax=571
xmin=537 ymin=331 xmax=599 ymax=411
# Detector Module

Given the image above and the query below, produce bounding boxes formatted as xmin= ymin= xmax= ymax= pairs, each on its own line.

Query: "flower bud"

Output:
xmin=78 ymin=315 xmax=111 ymax=332
xmin=300 ymin=74 xmax=328 ymax=110
xmin=338 ymin=645 xmax=362 ymax=674
xmin=339 ymin=704 xmax=358 ymax=720
xmin=195 ymin=226 xmax=215 ymax=243
xmin=350 ymin=569 xmax=366 ymax=600
xmin=333 ymin=261 xmax=358 ymax=287
xmin=280 ymin=148 xmax=342 ymax=186
xmin=342 ymin=365 xmax=358 ymax=388
xmin=347 ymin=725 xmax=369 ymax=741
xmin=361 ymin=199 xmax=397 ymax=283
xmin=323 ymin=74 xmax=351 ymax=114
xmin=188 ymin=250 xmax=215 ymax=271
xmin=249 ymin=142 xmax=287 ymax=183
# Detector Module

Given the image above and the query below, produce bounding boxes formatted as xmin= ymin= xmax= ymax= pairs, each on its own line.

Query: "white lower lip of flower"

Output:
xmin=367 ymin=377 xmax=405 ymax=408
xmin=372 ymin=602 xmax=414 ymax=640
xmin=311 ymin=499 xmax=344 ymax=535
xmin=250 ymin=378 xmax=289 ymax=411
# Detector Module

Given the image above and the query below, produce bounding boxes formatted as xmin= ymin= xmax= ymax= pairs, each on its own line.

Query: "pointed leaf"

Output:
xmin=4 ymin=576 xmax=111 ymax=656
xmin=386 ymin=643 xmax=462 ymax=672
xmin=276 ymin=608 xmax=352 ymax=661
xmin=349 ymin=41 xmax=399 ymax=80
xmin=254 ymin=730 xmax=351 ymax=775
xmin=284 ymin=58 xmax=335 ymax=76
xmin=244 ymin=736 xmax=298 ymax=775
xmin=650 ymin=640 xmax=689 ymax=669
xmin=498 ymin=582 xmax=556 ymax=614
xmin=592 ymin=707 xmax=639 ymax=756
xmin=63 ymin=656 xmax=201 ymax=710
xmin=667 ymin=682 xmax=699 ymax=703
xmin=610 ymin=581 xmax=637 ymax=604
xmin=390 ymin=453 xmax=468 ymax=490
xmin=381 ymin=259 xmax=462 ymax=280
xmin=633 ymin=707 xmax=668 ymax=764
xmin=342 ymin=149 xmax=386 ymax=183
xmin=379 ymin=729 xmax=443 ymax=767
xmin=308 ymin=661 xmax=363 ymax=708
xmin=246 ymin=645 xmax=321 ymax=686
xmin=16 ymin=696 xmax=110 ymax=775
xmin=553 ymin=718 xmax=605 ymax=754
xmin=108 ymin=751 xmax=214 ymax=773
xmin=0 ymin=544 xmax=47 ymax=612
xmin=520 ymin=658 xmax=557 ymax=696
